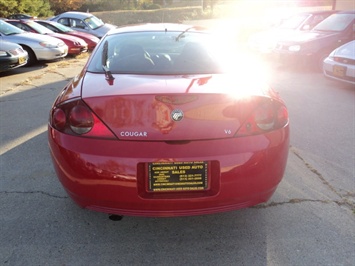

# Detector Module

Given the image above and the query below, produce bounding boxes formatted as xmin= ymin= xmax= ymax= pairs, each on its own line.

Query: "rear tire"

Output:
xmin=22 ymin=46 xmax=37 ymax=66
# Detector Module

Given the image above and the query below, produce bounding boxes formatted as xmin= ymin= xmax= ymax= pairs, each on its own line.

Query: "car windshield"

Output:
xmin=88 ymin=30 xmax=235 ymax=75
xmin=84 ymin=16 xmax=104 ymax=30
xmin=278 ymin=14 xmax=310 ymax=29
xmin=52 ymin=21 xmax=73 ymax=32
xmin=313 ymin=13 xmax=354 ymax=32
xmin=0 ymin=20 xmax=25 ymax=35
xmin=26 ymin=21 xmax=54 ymax=34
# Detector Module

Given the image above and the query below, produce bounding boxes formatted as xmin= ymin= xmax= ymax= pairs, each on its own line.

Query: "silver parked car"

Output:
xmin=323 ymin=40 xmax=355 ymax=85
xmin=0 ymin=20 xmax=68 ymax=65
xmin=49 ymin=11 xmax=116 ymax=39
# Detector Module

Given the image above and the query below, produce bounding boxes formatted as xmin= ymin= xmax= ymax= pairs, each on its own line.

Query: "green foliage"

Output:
xmin=79 ymin=0 xmax=202 ymax=12
xmin=49 ymin=0 xmax=85 ymax=14
xmin=0 ymin=0 xmax=17 ymax=17
xmin=0 ymin=0 xmax=334 ymax=20
xmin=0 ymin=0 xmax=53 ymax=17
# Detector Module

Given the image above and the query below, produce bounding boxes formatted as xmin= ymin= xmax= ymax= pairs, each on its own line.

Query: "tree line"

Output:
xmin=0 ymin=0 xmax=333 ymax=18
xmin=0 ymin=0 xmax=215 ymax=18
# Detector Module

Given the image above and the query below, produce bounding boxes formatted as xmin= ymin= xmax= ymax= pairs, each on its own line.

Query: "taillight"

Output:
xmin=236 ymin=99 xmax=288 ymax=136
xmin=50 ymin=99 xmax=116 ymax=139
xmin=254 ymin=103 xmax=275 ymax=131
xmin=52 ymin=108 xmax=66 ymax=130
xmin=276 ymin=105 xmax=289 ymax=128
xmin=69 ymin=105 xmax=94 ymax=134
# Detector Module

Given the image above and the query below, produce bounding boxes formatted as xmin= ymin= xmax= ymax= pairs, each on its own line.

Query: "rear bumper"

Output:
xmin=48 ymin=125 xmax=290 ymax=217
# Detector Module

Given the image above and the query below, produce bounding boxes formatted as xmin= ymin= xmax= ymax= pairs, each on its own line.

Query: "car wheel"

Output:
xmin=22 ymin=46 xmax=37 ymax=66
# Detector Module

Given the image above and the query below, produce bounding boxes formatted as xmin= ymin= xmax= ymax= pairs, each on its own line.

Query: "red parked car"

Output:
xmin=35 ymin=20 xmax=100 ymax=50
xmin=48 ymin=24 xmax=290 ymax=218
xmin=6 ymin=19 xmax=88 ymax=55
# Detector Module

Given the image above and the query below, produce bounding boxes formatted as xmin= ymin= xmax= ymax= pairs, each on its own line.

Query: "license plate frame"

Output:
xmin=333 ymin=65 xmax=346 ymax=77
xmin=148 ymin=161 xmax=208 ymax=192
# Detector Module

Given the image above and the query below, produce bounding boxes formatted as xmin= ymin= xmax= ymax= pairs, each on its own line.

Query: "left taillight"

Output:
xmin=236 ymin=99 xmax=289 ymax=136
xmin=50 ymin=99 xmax=117 ymax=139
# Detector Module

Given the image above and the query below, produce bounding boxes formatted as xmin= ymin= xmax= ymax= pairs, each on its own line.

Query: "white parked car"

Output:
xmin=0 ymin=20 xmax=68 ymax=65
xmin=323 ymin=40 xmax=355 ymax=85
xmin=49 ymin=11 xmax=116 ymax=38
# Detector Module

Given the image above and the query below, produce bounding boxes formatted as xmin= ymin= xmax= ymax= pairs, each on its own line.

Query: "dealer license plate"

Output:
xmin=18 ymin=56 xmax=26 ymax=64
xmin=333 ymin=65 xmax=346 ymax=77
xmin=148 ymin=161 xmax=208 ymax=192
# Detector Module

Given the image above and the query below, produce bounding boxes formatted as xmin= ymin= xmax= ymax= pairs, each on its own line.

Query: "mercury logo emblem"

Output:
xmin=171 ymin=109 xmax=184 ymax=121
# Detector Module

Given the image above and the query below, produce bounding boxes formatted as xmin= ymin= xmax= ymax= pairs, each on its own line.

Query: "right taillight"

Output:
xmin=236 ymin=100 xmax=288 ymax=136
xmin=50 ymin=99 xmax=117 ymax=139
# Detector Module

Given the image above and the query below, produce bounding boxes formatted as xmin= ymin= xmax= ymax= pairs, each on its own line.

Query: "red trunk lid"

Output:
xmin=82 ymin=73 xmax=268 ymax=141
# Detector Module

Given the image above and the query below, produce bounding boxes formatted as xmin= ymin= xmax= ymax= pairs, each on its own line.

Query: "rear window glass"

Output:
xmin=87 ymin=30 xmax=235 ymax=75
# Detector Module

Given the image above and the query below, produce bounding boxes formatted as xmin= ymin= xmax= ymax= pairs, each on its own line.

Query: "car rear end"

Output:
xmin=48 ymin=25 xmax=290 ymax=217
xmin=48 ymin=73 xmax=289 ymax=217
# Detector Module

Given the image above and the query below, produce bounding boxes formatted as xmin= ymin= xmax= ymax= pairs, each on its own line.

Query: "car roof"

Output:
xmin=337 ymin=10 xmax=355 ymax=14
xmin=312 ymin=10 xmax=337 ymax=14
xmin=0 ymin=40 xmax=22 ymax=49
xmin=107 ymin=23 xmax=209 ymax=36
xmin=37 ymin=20 xmax=57 ymax=25
xmin=56 ymin=11 xmax=94 ymax=19
xmin=299 ymin=10 xmax=337 ymax=15
xmin=6 ymin=19 xmax=26 ymax=22
xmin=5 ymin=19 xmax=37 ymax=26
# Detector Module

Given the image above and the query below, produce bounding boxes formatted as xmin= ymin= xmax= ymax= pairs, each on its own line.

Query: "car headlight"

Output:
xmin=0 ymin=51 xmax=8 ymax=57
xmin=40 ymin=42 xmax=59 ymax=48
xmin=288 ymin=45 xmax=301 ymax=52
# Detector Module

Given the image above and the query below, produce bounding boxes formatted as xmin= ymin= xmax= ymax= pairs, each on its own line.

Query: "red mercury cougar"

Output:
xmin=48 ymin=23 xmax=290 ymax=217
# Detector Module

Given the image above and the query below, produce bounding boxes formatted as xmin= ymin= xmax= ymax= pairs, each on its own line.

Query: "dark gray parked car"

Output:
xmin=248 ymin=10 xmax=337 ymax=55
xmin=273 ymin=10 xmax=355 ymax=70
xmin=0 ymin=40 xmax=28 ymax=72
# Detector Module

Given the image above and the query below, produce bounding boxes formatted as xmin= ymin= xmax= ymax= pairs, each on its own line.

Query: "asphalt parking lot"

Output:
xmin=0 ymin=51 xmax=354 ymax=265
